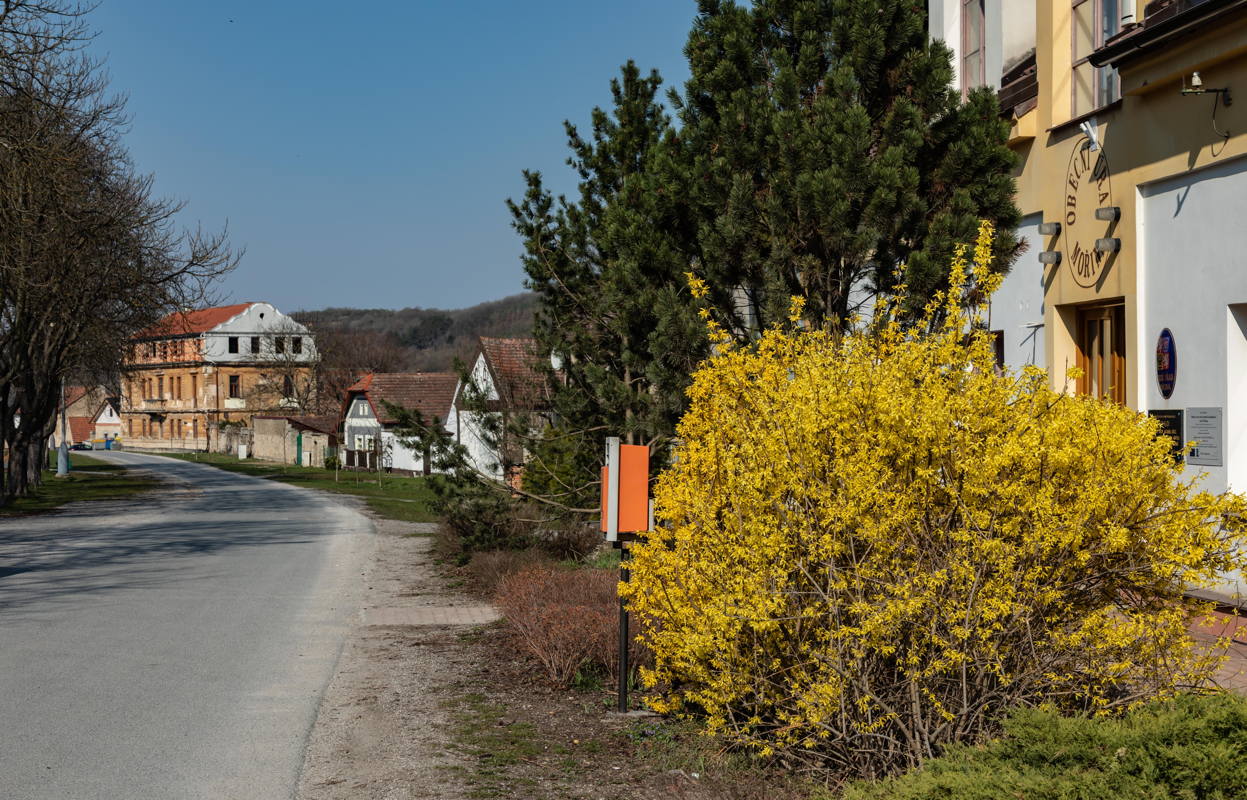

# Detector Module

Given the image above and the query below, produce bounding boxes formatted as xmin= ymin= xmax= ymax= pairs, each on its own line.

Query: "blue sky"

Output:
xmin=86 ymin=1 xmax=696 ymax=313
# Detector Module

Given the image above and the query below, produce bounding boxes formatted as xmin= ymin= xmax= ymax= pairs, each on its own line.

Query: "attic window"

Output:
xmin=227 ymin=336 xmax=239 ymax=354
xmin=292 ymin=336 xmax=302 ymax=354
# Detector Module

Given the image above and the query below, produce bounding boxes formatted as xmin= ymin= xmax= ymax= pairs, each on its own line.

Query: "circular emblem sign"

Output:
xmin=1156 ymin=328 xmax=1177 ymax=399
xmin=1063 ymin=137 xmax=1113 ymax=288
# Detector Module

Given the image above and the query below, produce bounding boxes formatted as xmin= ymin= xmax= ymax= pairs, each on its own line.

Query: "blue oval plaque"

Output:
xmin=1156 ymin=328 xmax=1177 ymax=399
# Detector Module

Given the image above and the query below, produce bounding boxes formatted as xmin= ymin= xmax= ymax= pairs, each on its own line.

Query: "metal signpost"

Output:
xmin=601 ymin=436 xmax=649 ymax=713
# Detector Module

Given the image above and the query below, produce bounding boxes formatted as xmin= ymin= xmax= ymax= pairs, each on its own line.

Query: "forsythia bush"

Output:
xmin=621 ymin=224 xmax=1247 ymax=779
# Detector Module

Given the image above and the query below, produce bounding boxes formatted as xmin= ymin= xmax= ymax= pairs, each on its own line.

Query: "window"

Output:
xmin=292 ymin=336 xmax=302 ymax=355
xmin=128 ymin=419 xmax=133 ymax=437
xmin=157 ymin=376 xmax=164 ymax=399
xmin=250 ymin=336 xmax=260 ymax=354
xmin=1072 ymin=0 xmax=1120 ymax=116
xmin=228 ymin=336 xmax=239 ymax=354
xmin=275 ymin=336 xmax=285 ymax=355
xmin=283 ymin=375 xmax=294 ymax=398
xmin=192 ymin=418 xmax=198 ymax=439
xmin=228 ymin=374 xmax=241 ymax=398
xmin=1076 ymin=303 xmax=1126 ymax=403
xmin=148 ymin=342 xmax=157 ymax=358
xmin=961 ymin=0 xmax=985 ymax=97
xmin=191 ymin=373 xmax=198 ymax=402
xmin=175 ymin=376 xmax=182 ymax=399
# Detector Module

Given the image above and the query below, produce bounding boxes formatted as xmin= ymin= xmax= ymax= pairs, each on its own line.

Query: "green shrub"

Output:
xmin=843 ymin=693 xmax=1247 ymax=800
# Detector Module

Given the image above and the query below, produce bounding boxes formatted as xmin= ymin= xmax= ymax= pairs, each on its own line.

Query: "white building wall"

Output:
xmin=342 ymin=396 xmax=380 ymax=451
xmin=1139 ymin=157 xmax=1247 ymax=500
xmin=1001 ymin=0 xmax=1036 ymax=72
xmin=990 ymin=214 xmax=1046 ymax=372
xmin=381 ymin=430 xmax=424 ymax=474
xmin=452 ymin=354 xmax=504 ymax=481
xmin=200 ymin=302 xmax=317 ymax=363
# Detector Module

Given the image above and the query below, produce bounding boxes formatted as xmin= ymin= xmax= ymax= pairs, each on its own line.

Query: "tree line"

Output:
xmin=0 ymin=2 xmax=236 ymax=502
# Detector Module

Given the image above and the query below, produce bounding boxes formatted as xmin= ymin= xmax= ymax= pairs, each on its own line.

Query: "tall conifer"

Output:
xmin=676 ymin=0 xmax=1020 ymax=333
xmin=509 ymin=62 xmax=703 ymax=507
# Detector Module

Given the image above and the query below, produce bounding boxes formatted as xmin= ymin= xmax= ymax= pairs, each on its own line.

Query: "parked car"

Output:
xmin=70 ymin=442 xmax=91 ymax=451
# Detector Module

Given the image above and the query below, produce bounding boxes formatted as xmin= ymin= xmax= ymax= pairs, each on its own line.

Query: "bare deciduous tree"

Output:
xmin=0 ymin=12 xmax=237 ymax=500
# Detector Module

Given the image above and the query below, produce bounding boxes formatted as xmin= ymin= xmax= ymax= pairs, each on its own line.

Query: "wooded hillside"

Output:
xmin=292 ymin=293 xmax=536 ymax=372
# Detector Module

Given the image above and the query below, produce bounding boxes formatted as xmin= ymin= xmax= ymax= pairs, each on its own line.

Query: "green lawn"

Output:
xmin=0 ymin=452 xmax=161 ymax=516
xmin=165 ymin=452 xmax=439 ymax=523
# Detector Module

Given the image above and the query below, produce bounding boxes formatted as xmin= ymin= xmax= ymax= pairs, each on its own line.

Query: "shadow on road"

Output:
xmin=0 ymin=456 xmax=343 ymax=614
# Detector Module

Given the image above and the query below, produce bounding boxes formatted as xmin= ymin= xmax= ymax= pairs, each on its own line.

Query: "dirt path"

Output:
xmin=296 ymin=508 xmax=497 ymax=800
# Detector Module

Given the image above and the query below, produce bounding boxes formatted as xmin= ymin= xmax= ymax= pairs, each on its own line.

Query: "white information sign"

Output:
xmin=1187 ymin=407 xmax=1223 ymax=467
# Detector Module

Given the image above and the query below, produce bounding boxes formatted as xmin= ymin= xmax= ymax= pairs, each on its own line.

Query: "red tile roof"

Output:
xmin=288 ymin=415 xmax=340 ymax=437
xmin=135 ymin=303 xmax=254 ymax=339
xmin=347 ymin=373 xmax=459 ymax=425
xmin=68 ymin=416 xmax=93 ymax=444
xmin=478 ymin=337 xmax=548 ymax=410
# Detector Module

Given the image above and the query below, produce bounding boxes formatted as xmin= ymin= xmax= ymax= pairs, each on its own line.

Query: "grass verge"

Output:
xmin=162 ymin=452 xmax=438 ymax=523
xmin=0 ymin=452 xmax=160 ymax=516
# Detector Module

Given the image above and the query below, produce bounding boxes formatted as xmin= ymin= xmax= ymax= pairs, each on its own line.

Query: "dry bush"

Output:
xmin=534 ymin=520 xmax=602 ymax=561
xmin=496 ymin=565 xmax=649 ymax=687
xmin=466 ymin=548 xmax=550 ymax=597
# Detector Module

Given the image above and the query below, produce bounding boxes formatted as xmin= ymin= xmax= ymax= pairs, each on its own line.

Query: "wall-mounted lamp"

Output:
xmin=1095 ymin=206 xmax=1121 ymax=222
xmin=1183 ymin=72 xmax=1232 ymax=141
xmin=1095 ymin=237 xmax=1121 ymax=252
xmin=1039 ymin=251 xmax=1062 ymax=265
xmin=1182 ymin=71 xmax=1231 ymax=103
xmin=1038 ymin=221 xmax=1062 ymax=236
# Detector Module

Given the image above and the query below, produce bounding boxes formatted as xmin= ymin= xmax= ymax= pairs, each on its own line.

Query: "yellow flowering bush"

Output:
xmin=623 ymin=224 xmax=1247 ymax=779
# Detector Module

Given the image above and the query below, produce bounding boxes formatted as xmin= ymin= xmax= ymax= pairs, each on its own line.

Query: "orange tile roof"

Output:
xmin=68 ymin=416 xmax=93 ymax=443
xmin=135 ymin=303 xmax=254 ymax=339
xmin=478 ymin=337 xmax=548 ymax=410
xmin=347 ymin=373 xmax=459 ymax=425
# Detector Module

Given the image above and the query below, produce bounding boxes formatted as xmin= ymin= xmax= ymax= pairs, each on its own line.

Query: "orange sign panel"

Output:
xmin=618 ymin=444 xmax=649 ymax=533
xmin=600 ymin=444 xmax=650 ymax=534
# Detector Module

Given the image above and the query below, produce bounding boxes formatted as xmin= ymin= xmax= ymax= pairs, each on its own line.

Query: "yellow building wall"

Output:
xmin=1013 ymin=1 xmax=1247 ymax=409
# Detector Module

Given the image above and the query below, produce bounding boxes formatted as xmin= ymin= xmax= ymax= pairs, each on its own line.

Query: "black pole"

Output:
xmin=618 ymin=543 xmax=630 ymax=713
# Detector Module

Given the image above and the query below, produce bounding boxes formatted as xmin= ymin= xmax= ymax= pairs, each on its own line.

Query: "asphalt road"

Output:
xmin=0 ymin=452 xmax=373 ymax=800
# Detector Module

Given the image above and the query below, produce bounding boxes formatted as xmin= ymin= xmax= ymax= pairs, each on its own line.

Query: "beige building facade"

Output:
xmin=936 ymin=0 xmax=1247 ymax=504
xmin=122 ymin=302 xmax=316 ymax=452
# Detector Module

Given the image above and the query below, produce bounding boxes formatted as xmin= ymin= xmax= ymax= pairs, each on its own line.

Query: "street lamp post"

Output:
xmin=55 ymin=378 xmax=69 ymax=477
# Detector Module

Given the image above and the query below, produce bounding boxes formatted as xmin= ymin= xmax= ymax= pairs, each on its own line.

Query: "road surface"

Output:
xmin=0 ymin=452 xmax=372 ymax=800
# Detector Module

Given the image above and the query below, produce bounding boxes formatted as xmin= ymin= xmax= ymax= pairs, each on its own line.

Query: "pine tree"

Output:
xmin=508 ymin=61 xmax=704 ymax=509
xmin=675 ymin=0 xmax=1021 ymax=334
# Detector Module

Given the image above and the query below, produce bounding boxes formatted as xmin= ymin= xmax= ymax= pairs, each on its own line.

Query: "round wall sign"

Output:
xmin=1156 ymin=328 xmax=1177 ymax=399
xmin=1063 ymin=137 xmax=1113 ymax=288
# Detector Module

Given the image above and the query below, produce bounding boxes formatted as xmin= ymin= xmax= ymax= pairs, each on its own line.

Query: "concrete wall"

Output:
xmin=1139 ymin=156 xmax=1247 ymax=496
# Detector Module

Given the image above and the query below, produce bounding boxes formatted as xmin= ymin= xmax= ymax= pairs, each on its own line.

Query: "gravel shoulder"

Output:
xmin=297 ymin=506 xmax=493 ymax=800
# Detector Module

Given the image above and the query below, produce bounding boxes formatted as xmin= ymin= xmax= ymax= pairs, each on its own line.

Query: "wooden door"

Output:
xmin=1076 ymin=304 xmax=1126 ymax=403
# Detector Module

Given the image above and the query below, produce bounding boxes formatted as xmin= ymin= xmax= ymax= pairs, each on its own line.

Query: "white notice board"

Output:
xmin=1187 ymin=407 xmax=1223 ymax=467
